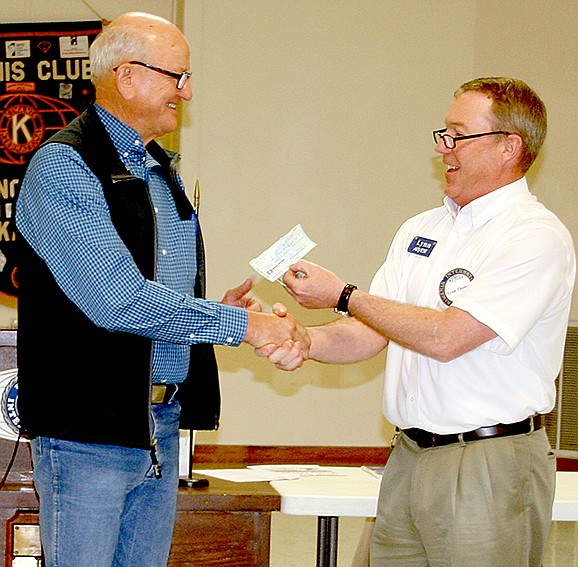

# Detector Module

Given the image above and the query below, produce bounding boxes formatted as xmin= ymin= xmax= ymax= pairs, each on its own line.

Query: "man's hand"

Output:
xmin=221 ymin=278 xmax=262 ymax=312
xmin=244 ymin=309 xmax=310 ymax=350
xmin=282 ymin=260 xmax=345 ymax=309
xmin=243 ymin=301 xmax=310 ymax=369
xmin=253 ymin=302 xmax=308 ymax=370
xmin=222 ymin=281 xmax=309 ymax=369
xmin=255 ymin=340 xmax=308 ymax=371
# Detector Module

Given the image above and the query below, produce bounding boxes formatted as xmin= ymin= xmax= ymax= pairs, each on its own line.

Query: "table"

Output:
xmin=552 ymin=471 xmax=578 ymax=521
xmin=172 ymin=475 xmax=281 ymax=565
xmin=271 ymin=467 xmax=379 ymax=567
xmin=0 ymin=475 xmax=280 ymax=566
xmin=271 ymin=467 xmax=578 ymax=567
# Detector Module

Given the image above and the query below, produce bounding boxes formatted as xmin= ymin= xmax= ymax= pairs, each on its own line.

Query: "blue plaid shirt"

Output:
xmin=17 ymin=105 xmax=247 ymax=384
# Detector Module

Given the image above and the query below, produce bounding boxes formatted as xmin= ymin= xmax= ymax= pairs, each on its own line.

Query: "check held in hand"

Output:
xmin=249 ymin=224 xmax=316 ymax=283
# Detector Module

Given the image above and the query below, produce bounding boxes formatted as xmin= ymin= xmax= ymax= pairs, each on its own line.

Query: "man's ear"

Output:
xmin=503 ymin=132 xmax=523 ymax=164
xmin=114 ymin=63 xmax=135 ymax=99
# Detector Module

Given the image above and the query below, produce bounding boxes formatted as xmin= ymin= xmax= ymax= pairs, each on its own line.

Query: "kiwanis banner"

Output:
xmin=0 ymin=20 xmax=101 ymax=328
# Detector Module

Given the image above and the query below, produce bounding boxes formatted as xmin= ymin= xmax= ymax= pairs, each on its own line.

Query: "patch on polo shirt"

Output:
xmin=439 ymin=268 xmax=474 ymax=306
xmin=407 ymin=236 xmax=437 ymax=257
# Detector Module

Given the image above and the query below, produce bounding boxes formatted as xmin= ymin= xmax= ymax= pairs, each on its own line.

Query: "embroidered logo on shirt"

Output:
xmin=407 ymin=236 xmax=437 ymax=257
xmin=439 ymin=268 xmax=474 ymax=306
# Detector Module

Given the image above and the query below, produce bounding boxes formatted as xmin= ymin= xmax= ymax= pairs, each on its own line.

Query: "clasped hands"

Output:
xmin=222 ymin=261 xmax=345 ymax=371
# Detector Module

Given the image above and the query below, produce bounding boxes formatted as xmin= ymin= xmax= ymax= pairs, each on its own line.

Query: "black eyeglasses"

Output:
xmin=433 ymin=128 xmax=510 ymax=149
xmin=114 ymin=60 xmax=191 ymax=90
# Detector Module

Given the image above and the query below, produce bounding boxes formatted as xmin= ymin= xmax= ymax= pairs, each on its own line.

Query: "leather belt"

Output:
xmin=151 ymin=383 xmax=178 ymax=404
xmin=403 ymin=415 xmax=543 ymax=449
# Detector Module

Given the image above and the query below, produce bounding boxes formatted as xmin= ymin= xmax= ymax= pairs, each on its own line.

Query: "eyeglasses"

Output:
xmin=433 ymin=128 xmax=510 ymax=149
xmin=114 ymin=60 xmax=191 ymax=90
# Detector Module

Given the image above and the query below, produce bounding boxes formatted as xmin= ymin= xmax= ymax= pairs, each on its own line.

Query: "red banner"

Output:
xmin=0 ymin=20 xmax=101 ymax=318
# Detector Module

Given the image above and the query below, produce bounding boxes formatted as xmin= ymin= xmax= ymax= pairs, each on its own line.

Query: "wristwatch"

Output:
xmin=334 ymin=283 xmax=358 ymax=316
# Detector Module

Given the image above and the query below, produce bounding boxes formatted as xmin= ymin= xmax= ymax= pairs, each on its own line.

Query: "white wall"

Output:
xmin=181 ymin=1 xmax=578 ymax=447
xmin=471 ymin=0 xmax=578 ymax=254
xmin=1 ymin=0 xmax=177 ymax=23
xmin=4 ymin=0 xmax=578 ymax=448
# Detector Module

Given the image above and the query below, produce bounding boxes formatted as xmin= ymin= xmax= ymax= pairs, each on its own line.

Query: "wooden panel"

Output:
xmin=193 ymin=442 xmax=578 ymax=471
xmin=193 ymin=444 xmax=390 ymax=466
xmin=177 ymin=477 xmax=279 ymax=512
xmin=169 ymin=511 xmax=271 ymax=566
xmin=0 ymin=480 xmax=279 ymax=567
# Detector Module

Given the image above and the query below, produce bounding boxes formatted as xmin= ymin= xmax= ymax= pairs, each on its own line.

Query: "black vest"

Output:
xmin=17 ymin=106 xmax=220 ymax=449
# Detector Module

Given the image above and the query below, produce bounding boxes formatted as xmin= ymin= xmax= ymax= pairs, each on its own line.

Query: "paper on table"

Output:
xmin=249 ymin=464 xmax=347 ymax=477
xmin=249 ymin=224 xmax=316 ymax=282
xmin=361 ymin=465 xmax=385 ymax=478
xmin=195 ymin=468 xmax=301 ymax=483
xmin=195 ymin=465 xmax=347 ymax=483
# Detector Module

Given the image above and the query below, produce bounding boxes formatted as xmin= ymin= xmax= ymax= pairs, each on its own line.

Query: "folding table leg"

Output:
xmin=316 ymin=516 xmax=339 ymax=567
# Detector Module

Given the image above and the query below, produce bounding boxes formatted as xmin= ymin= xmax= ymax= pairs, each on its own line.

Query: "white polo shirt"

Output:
xmin=369 ymin=177 xmax=576 ymax=434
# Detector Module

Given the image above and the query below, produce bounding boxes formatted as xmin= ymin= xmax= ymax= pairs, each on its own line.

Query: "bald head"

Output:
xmin=88 ymin=12 xmax=192 ymax=143
xmin=90 ymin=12 xmax=189 ymax=87
xmin=107 ymin=11 xmax=179 ymax=34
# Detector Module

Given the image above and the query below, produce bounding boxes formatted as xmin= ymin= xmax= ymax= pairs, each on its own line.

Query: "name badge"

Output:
xmin=407 ymin=236 xmax=437 ymax=257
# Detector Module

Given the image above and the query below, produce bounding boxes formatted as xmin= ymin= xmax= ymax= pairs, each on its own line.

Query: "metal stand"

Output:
xmin=178 ymin=430 xmax=209 ymax=489
xmin=316 ymin=516 xmax=338 ymax=567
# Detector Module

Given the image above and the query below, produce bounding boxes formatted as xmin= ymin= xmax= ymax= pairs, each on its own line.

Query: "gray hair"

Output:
xmin=90 ymin=25 xmax=153 ymax=85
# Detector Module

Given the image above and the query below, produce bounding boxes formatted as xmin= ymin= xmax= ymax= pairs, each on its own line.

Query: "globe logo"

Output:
xmin=0 ymin=369 xmax=20 ymax=440
xmin=0 ymin=93 xmax=80 ymax=165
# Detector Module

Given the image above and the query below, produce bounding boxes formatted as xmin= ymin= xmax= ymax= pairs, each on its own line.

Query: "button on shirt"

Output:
xmin=369 ymin=178 xmax=575 ymax=434
xmin=16 ymin=105 xmax=247 ymax=384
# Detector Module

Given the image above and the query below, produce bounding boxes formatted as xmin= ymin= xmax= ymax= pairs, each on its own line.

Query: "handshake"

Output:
xmin=222 ymin=260 xmax=347 ymax=371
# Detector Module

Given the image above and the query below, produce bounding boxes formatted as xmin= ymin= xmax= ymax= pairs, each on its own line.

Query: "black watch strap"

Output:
xmin=334 ymin=283 xmax=358 ymax=316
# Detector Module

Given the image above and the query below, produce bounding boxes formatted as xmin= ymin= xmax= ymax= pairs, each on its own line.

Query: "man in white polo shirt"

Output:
xmin=262 ymin=77 xmax=576 ymax=566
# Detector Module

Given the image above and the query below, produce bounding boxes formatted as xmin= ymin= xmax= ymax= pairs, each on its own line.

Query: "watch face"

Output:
xmin=335 ymin=283 xmax=357 ymax=316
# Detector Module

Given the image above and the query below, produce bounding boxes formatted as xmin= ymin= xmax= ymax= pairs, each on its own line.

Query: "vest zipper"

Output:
xmin=147 ymin=168 xmax=161 ymax=478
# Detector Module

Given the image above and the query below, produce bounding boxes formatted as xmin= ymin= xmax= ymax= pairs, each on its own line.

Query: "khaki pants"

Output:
xmin=370 ymin=427 xmax=555 ymax=567
xmin=351 ymin=518 xmax=374 ymax=567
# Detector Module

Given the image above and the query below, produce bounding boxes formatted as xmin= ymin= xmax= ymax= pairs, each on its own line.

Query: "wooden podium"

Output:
xmin=0 ymin=331 xmax=280 ymax=566
xmin=0 ymin=476 xmax=280 ymax=566
xmin=0 ymin=477 xmax=280 ymax=566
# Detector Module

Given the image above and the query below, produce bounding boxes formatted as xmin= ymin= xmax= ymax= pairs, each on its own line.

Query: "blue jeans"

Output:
xmin=31 ymin=401 xmax=181 ymax=567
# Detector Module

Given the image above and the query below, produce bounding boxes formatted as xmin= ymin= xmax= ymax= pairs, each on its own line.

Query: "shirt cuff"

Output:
xmin=182 ymin=296 xmax=248 ymax=346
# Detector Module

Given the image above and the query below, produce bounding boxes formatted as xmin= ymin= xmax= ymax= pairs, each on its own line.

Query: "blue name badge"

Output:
xmin=407 ymin=236 xmax=437 ymax=257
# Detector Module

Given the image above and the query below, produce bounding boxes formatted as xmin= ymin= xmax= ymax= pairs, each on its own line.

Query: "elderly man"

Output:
xmin=265 ymin=77 xmax=575 ymax=566
xmin=16 ymin=12 xmax=308 ymax=567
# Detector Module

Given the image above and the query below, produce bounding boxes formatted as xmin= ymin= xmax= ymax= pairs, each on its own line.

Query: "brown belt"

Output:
xmin=151 ymin=383 xmax=178 ymax=404
xmin=403 ymin=415 xmax=543 ymax=449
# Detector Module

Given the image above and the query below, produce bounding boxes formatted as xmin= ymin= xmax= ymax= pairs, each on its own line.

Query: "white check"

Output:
xmin=250 ymin=224 xmax=316 ymax=282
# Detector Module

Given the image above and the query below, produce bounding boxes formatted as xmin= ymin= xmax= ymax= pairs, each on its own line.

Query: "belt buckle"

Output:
xmin=390 ymin=428 xmax=401 ymax=447
xmin=151 ymin=384 xmax=167 ymax=404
